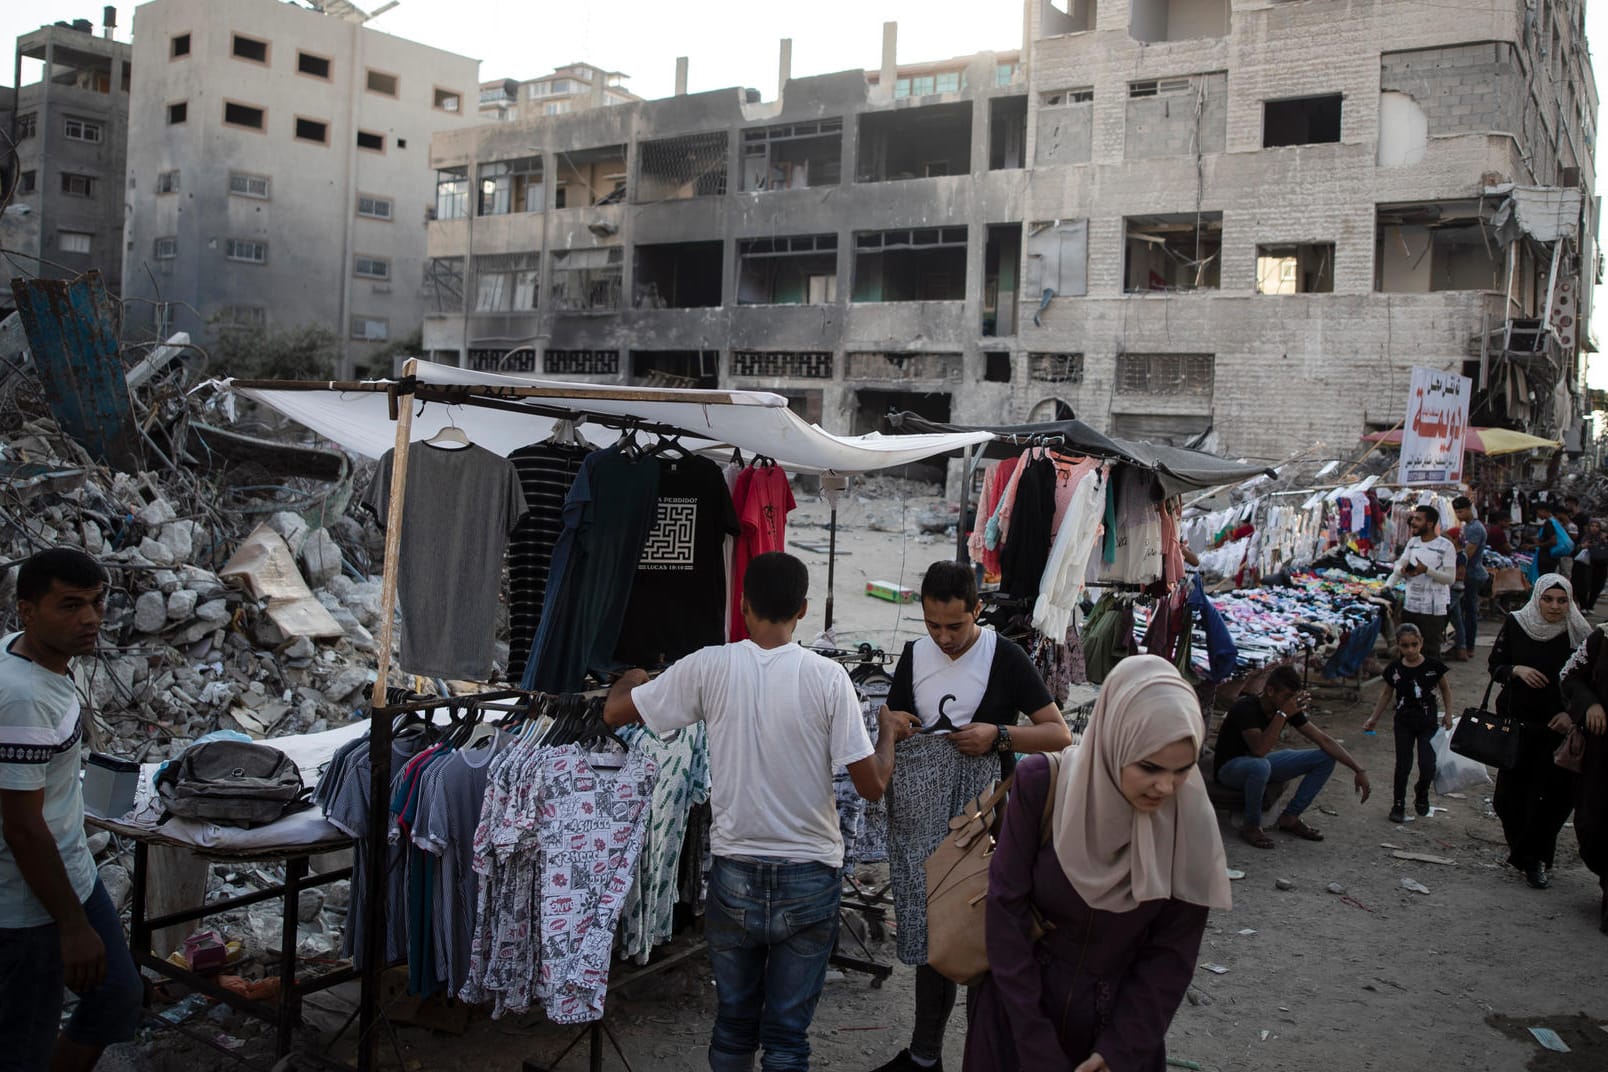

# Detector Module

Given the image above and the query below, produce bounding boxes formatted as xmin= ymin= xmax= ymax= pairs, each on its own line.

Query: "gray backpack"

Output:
xmin=155 ymin=740 xmax=310 ymax=828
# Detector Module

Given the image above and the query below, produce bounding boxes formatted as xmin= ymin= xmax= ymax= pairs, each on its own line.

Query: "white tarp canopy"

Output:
xmin=234 ymin=360 xmax=993 ymax=475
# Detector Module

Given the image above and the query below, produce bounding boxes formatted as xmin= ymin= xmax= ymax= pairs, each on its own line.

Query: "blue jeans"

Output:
xmin=0 ymin=880 xmax=143 ymax=1069
xmin=1452 ymin=580 xmax=1482 ymax=653
xmin=1217 ymin=750 xmax=1337 ymax=828
xmin=705 ymin=856 xmax=840 ymax=1072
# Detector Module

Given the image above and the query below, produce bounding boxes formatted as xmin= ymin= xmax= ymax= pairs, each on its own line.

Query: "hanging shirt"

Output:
xmin=525 ymin=447 xmax=662 ymax=692
xmin=632 ymin=641 xmax=871 ymax=867
xmin=1390 ymin=535 xmax=1457 ymax=615
xmin=729 ymin=467 xmax=797 ymax=641
xmin=365 ymin=443 xmax=527 ymax=681
xmin=0 ymin=634 xmax=95 ymax=927
xmin=615 ymin=723 xmax=712 ymax=964
xmin=506 ymin=441 xmax=592 ymax=683
xmin=616 ymin=455 xmax=741 ymax=667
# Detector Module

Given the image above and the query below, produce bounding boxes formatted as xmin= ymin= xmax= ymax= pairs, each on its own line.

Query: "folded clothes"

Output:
xmin=1135 ymin=569 xmax=1383 ymax=680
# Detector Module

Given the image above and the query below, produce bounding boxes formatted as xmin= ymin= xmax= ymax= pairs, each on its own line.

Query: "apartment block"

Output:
xmin=422 ymin=2 xmax=1599 ymax=469
xmin=479 ymin=64 xmax=640 ymax=124
xmin=4 ymin=16 xmax=131 ymax=306
xmin=120 ymin=0 xmax=478 ymax=370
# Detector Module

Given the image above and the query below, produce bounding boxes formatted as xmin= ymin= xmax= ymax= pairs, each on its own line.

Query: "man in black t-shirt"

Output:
xmin=1214 ymin=665 xmax=1371 ymax=849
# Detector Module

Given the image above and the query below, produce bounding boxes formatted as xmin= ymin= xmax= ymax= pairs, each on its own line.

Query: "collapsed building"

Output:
xmin=422 ymin=2 xmax=1599 ymax=472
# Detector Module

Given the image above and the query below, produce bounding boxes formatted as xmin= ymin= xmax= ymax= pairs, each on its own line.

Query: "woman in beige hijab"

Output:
xmin=963 ymin=655 xmax=1231 ymax=1072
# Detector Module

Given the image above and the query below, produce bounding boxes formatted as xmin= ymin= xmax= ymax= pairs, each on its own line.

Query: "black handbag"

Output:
xmin=1449 ymin=678 xmax=1522 ymax=770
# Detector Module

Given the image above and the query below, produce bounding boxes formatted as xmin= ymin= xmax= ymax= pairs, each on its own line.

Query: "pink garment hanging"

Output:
xmin=969 ymin=456 xmax=1019 ymax=579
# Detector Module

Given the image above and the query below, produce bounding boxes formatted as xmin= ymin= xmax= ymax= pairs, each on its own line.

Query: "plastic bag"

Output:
xmin=1432 ymin=726 xmax=1491 ymax=794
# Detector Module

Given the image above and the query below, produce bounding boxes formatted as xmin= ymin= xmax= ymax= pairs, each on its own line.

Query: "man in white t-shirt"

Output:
xmin=2 ymin=549 xmax=143 ymax=1071
xmin=605 ymin=551 xmax=906 ymax=1072
xmin=1386 ymin=505 xmax=1458 ymax=658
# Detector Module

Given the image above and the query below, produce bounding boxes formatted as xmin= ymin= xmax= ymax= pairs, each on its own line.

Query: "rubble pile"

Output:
xmin=1 ymin=417 xmax=384 ymax=761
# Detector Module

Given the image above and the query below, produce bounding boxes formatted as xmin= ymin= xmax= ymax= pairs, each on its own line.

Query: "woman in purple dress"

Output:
xmin=964 ymin=655 xmax=1231 ymax=1071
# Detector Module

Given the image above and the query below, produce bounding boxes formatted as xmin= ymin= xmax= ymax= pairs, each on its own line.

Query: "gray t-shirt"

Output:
xmin=365 ymin=443 xmax=527 ymax=680
xmin=0 ymin=633 xmax=97 ymax=926
xmin=415 ymin=739 xmax=499 ymax=996
xmin=325 ymin=735 xmax=427 ymax=963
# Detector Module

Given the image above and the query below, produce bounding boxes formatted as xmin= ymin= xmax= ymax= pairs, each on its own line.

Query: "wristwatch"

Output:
xmin=995 ymin=725 xmax=1014 ymax=754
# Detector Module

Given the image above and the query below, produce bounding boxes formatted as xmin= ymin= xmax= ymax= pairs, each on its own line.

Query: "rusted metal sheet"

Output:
xmin=9 ymin=271 xmax=143 ymax=472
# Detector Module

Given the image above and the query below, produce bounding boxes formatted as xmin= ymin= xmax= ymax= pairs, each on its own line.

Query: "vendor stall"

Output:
xmin=200 ymin=360 xmax=995 ymax=1070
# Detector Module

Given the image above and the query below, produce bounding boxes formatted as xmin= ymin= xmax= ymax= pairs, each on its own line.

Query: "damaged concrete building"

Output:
xmin=2 ymin=14 xmax=132 ymax=310
xmin=117 ymin=0 xmax=479 ymax=370
xmin=419 ymin=1 xmax=1595 ymax=467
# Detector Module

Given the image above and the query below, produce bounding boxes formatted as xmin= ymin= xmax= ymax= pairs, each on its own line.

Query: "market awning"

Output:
xmin=1360 ymin=426 xmax=1561 ymax=456
xmin=232 ymin=361 xmax=993 ymax=475
xmin=884 ymin=413 xmax=1276 ymax=492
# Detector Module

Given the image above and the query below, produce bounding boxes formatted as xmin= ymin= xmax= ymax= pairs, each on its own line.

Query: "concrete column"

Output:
xmin=675 ymin=57 xmax=688 ymax=97
xmin=879 ymin=22 xmax=897 ymax=100
xmin=591 ymin=68 xmax=606 ymax=109
xmin=778 ymin=38 xmax=792 ymax=102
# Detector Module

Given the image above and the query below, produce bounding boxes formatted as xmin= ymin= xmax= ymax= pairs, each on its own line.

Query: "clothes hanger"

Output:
xmin=422 ymin=408 xmax=472 ymax=449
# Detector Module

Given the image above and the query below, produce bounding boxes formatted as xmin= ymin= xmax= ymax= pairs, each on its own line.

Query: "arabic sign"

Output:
xmin=1399 ymin=367 xmax=1471 ymax=485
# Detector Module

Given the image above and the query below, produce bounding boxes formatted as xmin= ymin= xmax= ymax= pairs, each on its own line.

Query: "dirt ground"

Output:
xmin=131 ymin=485 xmax=1608 ymax=1071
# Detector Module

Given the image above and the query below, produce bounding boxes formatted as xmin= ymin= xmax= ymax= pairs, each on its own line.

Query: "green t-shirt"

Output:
xmin=0 ymin=632 xmax=96 ymax=926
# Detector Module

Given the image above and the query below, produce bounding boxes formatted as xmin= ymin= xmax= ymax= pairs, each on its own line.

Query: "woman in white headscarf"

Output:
xmin=1488 ymin=572 xmax=1592 ymax=889
xmin=962 ymin=655 xmax=1230 ymax=1072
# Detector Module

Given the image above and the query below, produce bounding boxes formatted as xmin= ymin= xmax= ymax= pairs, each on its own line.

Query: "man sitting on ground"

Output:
xmin=1213 ymin=665 xmax=1371 ymax=849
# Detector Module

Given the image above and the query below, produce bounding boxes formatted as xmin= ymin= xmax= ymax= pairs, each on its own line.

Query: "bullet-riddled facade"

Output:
xmin=423 ymin=2 xmax=1598 ymax=466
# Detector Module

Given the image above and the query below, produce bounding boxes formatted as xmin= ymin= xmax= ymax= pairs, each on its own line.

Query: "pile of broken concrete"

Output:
xmin=1 ymin=420 xmax=386 ymax=764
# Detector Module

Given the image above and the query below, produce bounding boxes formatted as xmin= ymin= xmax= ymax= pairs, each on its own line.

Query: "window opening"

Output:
xmin=637 ymin=132 xmax=728 ymax=201
xmin=58 ymin=231 xmax=92 ymax=255
xmin=1263 ymin=95 xmax=1342 ymax=148
xmin=298 ymin=52 xmax=331 ymax=79
xmin=435 ymin=166 xmax=470 ymax=219
xmin=1029 ymin=353 xmax=1085 ymax=383
xmin=434 ymin=88 xmax=463 ymax=112
xmin=295 ymin=118 xmax=329 ymax=144
xmin=1124 ymin=213 xmax=1222 ymax=291
xmin=63 ymin=116 xmax=104 ymax=142
xmin=357 ymin=194 xmax=392 ymax=220
xmin=478 ymin=157 xmax=544 ymax=215
xmin=351 ymin=316 xmax=389 ymax=341
xmin=857 ymin=102 xmax=972 ymax=182
xmin=357 ymin=130 xmax=384 ymax=151
xmin=984 ymin=352 xmax=1013 ymax=383
xmin=367 ymin=70 xmax=398 ymax=96
xmin=740 ymin=118 xmax=843 ymax=191
xmin=230 ymin=172 xmax=270 ymax=198
xmin=853 ymin=227 xmax=968 ymax=302
xmin=989 ymin=97 xmax=1028 ymax=170
xmin=1375 ymin=201 xmax=1502 ymax=292
xmin=167 ymin=101 xmax=187 ymax=125
xmin=1115 ymin=353 xmax=1214 ymax=397
xmin=153 ymin=236 xmax=177 ymax=260
xmin=634 ymin=242 xmax=723 ymax=308
xmin=171 ymin=34 xmax=190 ymax=58
xmin=422 ymin=257 xmax=465 ymax=315
xmin=550 ymin=247 xmax=623 ymax=311
xmin=232 ymin=35 xmax=268 ymax=64
xmin=60 ymin=173 xmax=95 ymax=198
xmin=1043 ymin=0 xmax=1097 ymax=35
xmin=630 ymin=350 xmax=720 ymax=389
xmin=737 ymin=234 xmax=838 ymax=305
xmin=224 ymin=102 xmax=265 ymax=130
xmin=472 ymin=253 xmax=540 ymax=312
xmin=554 ymin=145 xmax=628 ymax=207
xmin=983 ymin=224 xmax=1022 ymax=335
xmin=225 ymin=238 xmax=268 ymax=264
xmin=1255 ymin=243 xmax=1335 ymax=294
xmin=354 ymin=255 xmax=390 ymax=280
